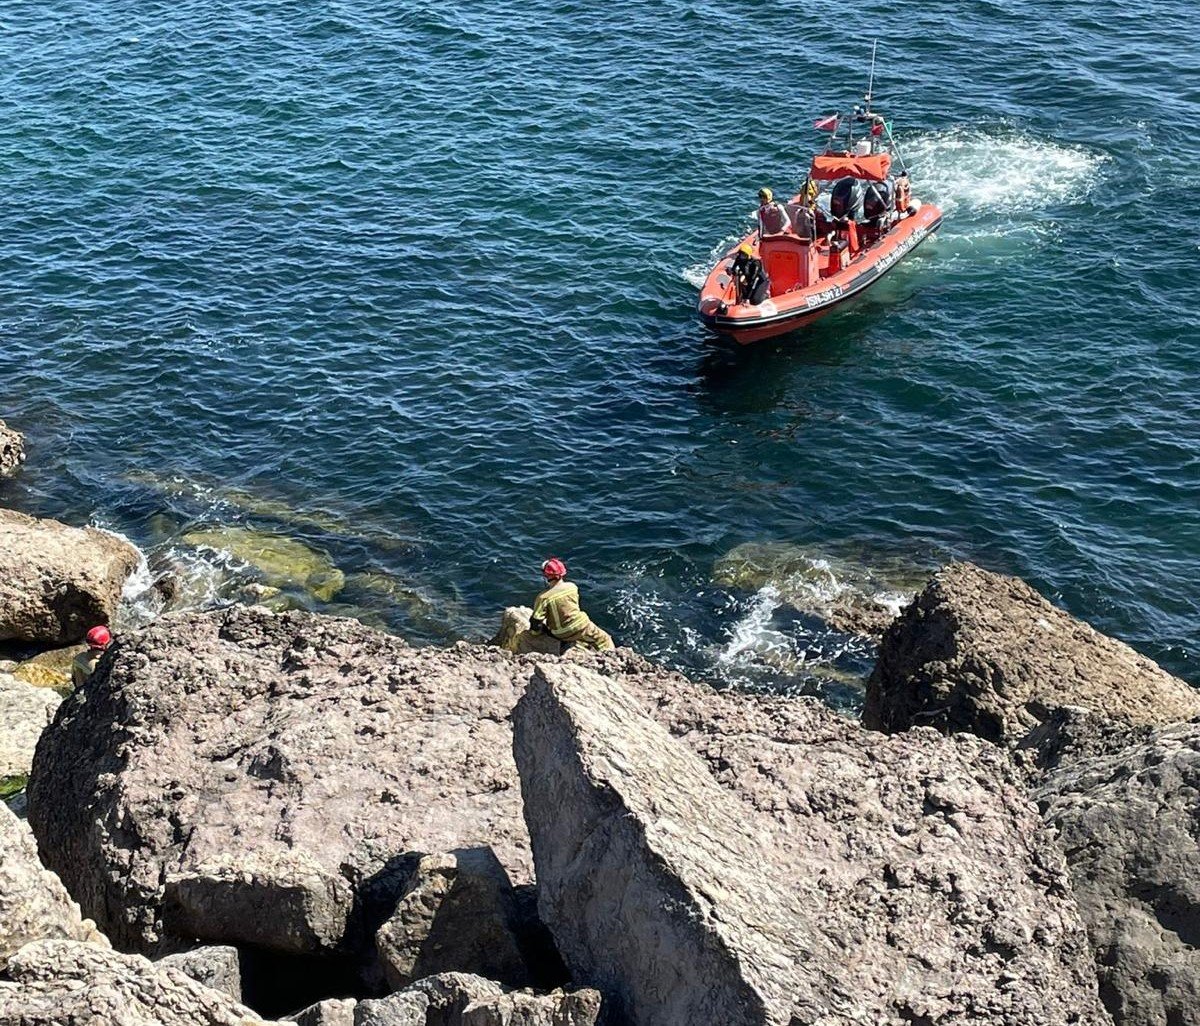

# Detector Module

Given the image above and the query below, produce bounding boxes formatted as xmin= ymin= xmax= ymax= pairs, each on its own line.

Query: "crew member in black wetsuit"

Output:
xmin=730 ymin=243 xmax=770 ymax=305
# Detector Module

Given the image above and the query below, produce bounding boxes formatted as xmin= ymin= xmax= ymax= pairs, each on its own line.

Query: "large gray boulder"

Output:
xmin=160 ymin=945 xmax=243 ymax=1003
xmin=289 ymin=975 xmax=600 ymax=1026
xmin=0 ymin=671 xmax=61 ymax=784
xmin=515 ymin=662 xmax=1110 ymax=1025
xmin=0 ymin=420 xmax=23 ymax=477
xmin=28 ymin=605 xmax=537 ymax=961
xmin=375 ymin=850 xmax=530 ymax=990
xmin=402 ymin=973 xmax=599 ymax=1026
xmin=289 ymin=999 xmax=357 ymax=1026
xmin=0 ymin=802 xmax=107 ymax=969
xmin=0 ymin=939 xmax=282 ymax=1025
xmin=0 ymin=508 xmax=140 ymax=644
xmin=864 ymin=562 xmax=1200 ymax=748
xmin=514 ymin=664 xmax=817 ymax=1025
xmin=1038 ymin=723 xmax=1200 ymax=1026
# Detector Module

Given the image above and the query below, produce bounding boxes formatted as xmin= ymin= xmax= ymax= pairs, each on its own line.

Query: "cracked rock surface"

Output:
xmin=515 ymin=662 xmax=1110 ymax=1026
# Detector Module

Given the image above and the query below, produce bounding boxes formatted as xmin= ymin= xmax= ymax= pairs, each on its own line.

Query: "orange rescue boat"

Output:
xmin=698 ymin=110 xmax=941 ymax=345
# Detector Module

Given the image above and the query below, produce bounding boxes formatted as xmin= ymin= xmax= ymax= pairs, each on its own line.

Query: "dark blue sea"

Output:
xmin=2 ymin=1 xmax=1197 ymax=702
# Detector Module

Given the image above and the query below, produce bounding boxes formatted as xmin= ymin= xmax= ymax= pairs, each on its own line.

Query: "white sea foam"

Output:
xmin=903 ymin=126 xmax=1107 ymax=217
xmin=89 ymin=526 xmax=163 ymax=628
xmin=717 ymin=584 xmax=787 ymax=665
xmin=681 ymin=228 xmax=748 ymax=288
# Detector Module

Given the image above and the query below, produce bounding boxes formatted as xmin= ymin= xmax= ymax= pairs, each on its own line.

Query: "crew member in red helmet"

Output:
xmin=72 ymin=625 xmax=112 ymax=688
xmin=530 ymin=558 xmax=614 ymax=651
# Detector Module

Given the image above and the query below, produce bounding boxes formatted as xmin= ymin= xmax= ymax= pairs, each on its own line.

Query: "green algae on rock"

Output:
xmin=0 ymin=774 xmax=28 ymax=801
xmin=181 ymin=528 xmax=345 ymax=603
xmin=345 ymin=571 xmax=463 ymax=637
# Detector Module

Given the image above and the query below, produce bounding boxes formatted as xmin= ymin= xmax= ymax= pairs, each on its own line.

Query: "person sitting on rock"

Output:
xmin=72 ymin=625 xmax=112 ymax=687
xmin=530 ymin=558 xmax=615 ymax=652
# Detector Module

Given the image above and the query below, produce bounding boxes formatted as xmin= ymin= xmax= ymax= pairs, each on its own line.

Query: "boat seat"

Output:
xmin=760 ymin=234 xmax=814 ymax=296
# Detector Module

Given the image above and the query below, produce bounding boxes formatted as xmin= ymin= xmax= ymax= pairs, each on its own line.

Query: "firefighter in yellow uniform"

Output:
xmin=72 ymin=625 xmax=112 ymax=688
xmin=530 ymin=557 xmax=615 ymax=651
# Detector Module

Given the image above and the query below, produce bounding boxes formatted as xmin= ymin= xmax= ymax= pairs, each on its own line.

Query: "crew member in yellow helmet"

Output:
xmin=757 ymin=186 xmax=791 ymax=236
xmin=731 ymin=241 xmax=768 ymax=305
xmin=530 ymin=558 xmax=614 ymax=651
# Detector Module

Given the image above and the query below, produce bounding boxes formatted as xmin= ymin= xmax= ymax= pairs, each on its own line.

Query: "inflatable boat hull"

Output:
xmin=698 ymin=204 xmax=942 ymax=345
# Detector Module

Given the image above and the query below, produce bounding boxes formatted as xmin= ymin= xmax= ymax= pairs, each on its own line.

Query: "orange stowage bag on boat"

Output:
xmin=809 ymin=153 xmax=892 ymax=182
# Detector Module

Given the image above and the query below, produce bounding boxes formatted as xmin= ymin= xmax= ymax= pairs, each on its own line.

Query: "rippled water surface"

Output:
xmin=2 ymin=1 xmax=1197 ymax=698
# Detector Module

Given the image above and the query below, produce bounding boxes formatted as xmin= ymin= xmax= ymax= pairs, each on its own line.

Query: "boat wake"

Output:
xmin=902 ymin=125 xmax=1107 ymax=252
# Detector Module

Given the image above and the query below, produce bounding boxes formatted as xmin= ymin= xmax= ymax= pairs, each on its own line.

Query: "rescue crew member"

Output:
xmin=530 ymin=558 xmax=615 ymax=651
xmin=730 ymin=243 xmax=769 ymax=305
xmin=793 ymin=178 xmax=818 ymax=239
xmin=756 ymin=187 xmax=791 ymax=236
xmin=71 ymin=625 xmax=112 ymax=688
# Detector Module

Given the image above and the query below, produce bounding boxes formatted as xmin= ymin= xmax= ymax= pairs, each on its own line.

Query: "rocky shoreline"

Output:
xmin=2 ymin=418 xmax=1198 ymax=1025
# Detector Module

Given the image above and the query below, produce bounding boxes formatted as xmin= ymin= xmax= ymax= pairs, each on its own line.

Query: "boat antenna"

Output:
xmin=865 ymin=38 xmax=877 ymax=108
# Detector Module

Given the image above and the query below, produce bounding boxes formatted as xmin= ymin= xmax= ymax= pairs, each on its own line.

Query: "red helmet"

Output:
xmin=541 ymin=557 xmax=567 ymax=581
xmin=86 ymin=625 xmax=112 ymax=649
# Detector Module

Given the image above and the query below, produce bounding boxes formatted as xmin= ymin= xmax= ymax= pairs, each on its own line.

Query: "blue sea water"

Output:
xmin=0 ymin=1 xmax=1197 ymax=699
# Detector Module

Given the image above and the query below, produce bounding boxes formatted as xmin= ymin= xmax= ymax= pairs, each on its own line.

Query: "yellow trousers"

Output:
xmin=562 ymin=622 xmax=615 ymax=652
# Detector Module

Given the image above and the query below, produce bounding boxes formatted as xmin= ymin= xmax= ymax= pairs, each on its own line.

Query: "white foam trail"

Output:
xmin=120 ymin=549 xmax=153 ymax=602
xmin=903 ymin=126 xmax=1106 ymax=216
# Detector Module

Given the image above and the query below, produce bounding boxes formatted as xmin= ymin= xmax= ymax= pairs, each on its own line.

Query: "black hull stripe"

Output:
xmin=702 ymin=216 xmax=942 ymax=331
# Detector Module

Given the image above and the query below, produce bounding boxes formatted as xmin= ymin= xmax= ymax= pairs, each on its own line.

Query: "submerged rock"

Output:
xmin=864 ymin=562 xmax=1200 ymax=747
xmin=182 ymin=526 xmax=346 ymax=603
xmin=1037 ymin=723 xmax=1200 ymax=1026
xmin=0 ymin=802 xmax=107 ymax=969
xmin=125 ymin=469 xmax=420 ymax=554
xmin=0 ymin=508 xmax=139 ymax=644
xmin=713 ymin=540 xmax=928 ymax=637
xmin=514 ymin=662 xmax=1110 ymax=1026
xmin=0 ymin=420 xmax=24 ymax=477
xmin=0 ymin=940 xmax=281 ymax=1025
xmin=0 ymin=672 xmax=62 ymax=785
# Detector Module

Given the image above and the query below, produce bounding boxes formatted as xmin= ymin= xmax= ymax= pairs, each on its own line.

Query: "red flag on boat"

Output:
xmin=813 ymin=115 xmax=839 ymax=131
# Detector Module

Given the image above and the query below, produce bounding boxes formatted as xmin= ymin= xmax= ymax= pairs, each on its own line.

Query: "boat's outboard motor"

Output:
xmin=863 ymin=179 xmax=895 ymax=223
xmin=830 ymin=177 xmax=865 ymax=222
